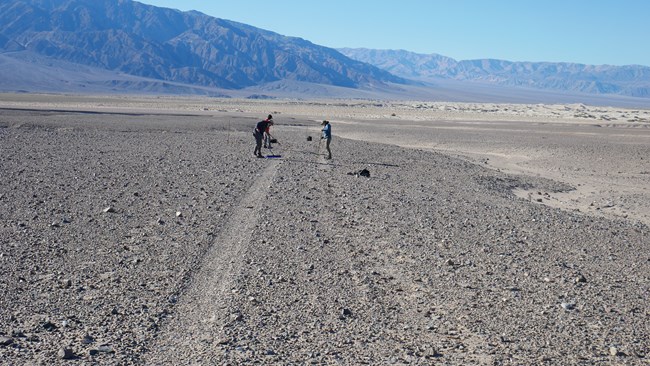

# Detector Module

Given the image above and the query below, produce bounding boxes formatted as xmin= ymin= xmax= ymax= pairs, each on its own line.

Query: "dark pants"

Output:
xmin=253 ymin=129 xmax=263 ymax=155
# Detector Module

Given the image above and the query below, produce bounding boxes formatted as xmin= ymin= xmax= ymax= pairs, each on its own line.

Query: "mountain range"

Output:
xmin=338 ymin=48 xmax=650 ymax=98
xmin=1 ymin=0 xmax=650 ymax=106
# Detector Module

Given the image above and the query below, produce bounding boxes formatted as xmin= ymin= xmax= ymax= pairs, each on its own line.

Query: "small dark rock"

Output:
xmin=42 ymin=321 xmax=57 ymax=331
xmin=347 ymin=168 xmax=370 ymax=177
xmin=357 ymin=169 xmax=370 ymax=177
xmin=0 ymin=337 xmax=13 ymax=346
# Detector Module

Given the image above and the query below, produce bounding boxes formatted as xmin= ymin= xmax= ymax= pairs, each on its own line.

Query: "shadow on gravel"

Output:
xmin=349 ymin=160 xmax=400 ymax=167
xmin=281 ymin=158 xmax=342 ymax=166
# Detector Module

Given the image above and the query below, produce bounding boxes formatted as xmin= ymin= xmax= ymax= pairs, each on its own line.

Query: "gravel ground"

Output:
xmin=0 ymin=104 xmax=648 ymax=365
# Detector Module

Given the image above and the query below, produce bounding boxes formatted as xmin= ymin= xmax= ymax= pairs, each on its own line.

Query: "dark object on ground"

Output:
xmin=270 ymin=138 xmax=278 ymax=143
xmin=348 ymin=169 xmax=370 ymax=177
xmin=266 ymin=155 xmax=282 ymax=159
xmin=307 ymin=136 xmax=312 ymax=141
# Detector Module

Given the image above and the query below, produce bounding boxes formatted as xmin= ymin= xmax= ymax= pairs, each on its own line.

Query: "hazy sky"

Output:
xmin=137 ymin=0 xmax=650 ymax=67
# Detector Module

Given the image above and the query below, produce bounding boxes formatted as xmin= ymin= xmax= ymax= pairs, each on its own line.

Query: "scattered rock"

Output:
xmin=58 ymin=347 xmax=75 ymax=359
xmin=102 ymin=206 xmax=116 ymax=213
xmin=97 ymin=345 xmax=114 ymax=353
xmin=3 ymin=103 xmax=649 ymax=364
xmin=347 ymin=168 xmax=370 ymax=177
xmin=42 ymin=321 xmax=57 ymax=331
xmin=561 ymin=302 xmax=575 ymax=311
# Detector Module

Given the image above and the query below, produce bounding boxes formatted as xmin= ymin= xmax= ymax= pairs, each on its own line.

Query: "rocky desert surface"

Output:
xmin=0 ymin=94 xmax=648 ymax=365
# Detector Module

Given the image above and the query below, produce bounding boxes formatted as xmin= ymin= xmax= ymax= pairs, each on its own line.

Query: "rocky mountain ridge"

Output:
xmin=338 ymin=48 xmax=650 ymax=98
xmin=0 ymin=0 xmax=405 ymax=90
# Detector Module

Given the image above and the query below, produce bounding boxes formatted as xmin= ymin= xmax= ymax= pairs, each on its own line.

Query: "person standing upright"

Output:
xmin=321 ymin=120 xmax=332 ymax=159
xmin=253 ymin=114 xmax=273 ymax=158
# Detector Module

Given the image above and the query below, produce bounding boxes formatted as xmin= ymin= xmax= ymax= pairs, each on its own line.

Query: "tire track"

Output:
xmin=145 ymin=160 xmax=280 ymax=364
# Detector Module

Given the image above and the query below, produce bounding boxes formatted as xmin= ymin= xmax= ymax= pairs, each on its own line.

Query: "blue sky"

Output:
xmin=138 ymin=0 xmax=650 ymax=67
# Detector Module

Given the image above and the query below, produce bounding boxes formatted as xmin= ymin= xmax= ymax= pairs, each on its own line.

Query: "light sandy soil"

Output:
xmin=0 ymin=93 xmax=648 ymax=365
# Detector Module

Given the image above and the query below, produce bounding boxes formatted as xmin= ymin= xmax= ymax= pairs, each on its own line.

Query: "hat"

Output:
xmin=321 ymin=120 xmax=329 ymax=125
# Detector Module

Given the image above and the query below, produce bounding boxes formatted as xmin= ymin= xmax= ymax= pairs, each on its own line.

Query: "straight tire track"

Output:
xmin=146 ymin=160 xmax=280 ymax=364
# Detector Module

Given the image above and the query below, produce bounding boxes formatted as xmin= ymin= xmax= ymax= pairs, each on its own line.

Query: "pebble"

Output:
xmin=561 ymin=302 xmax=575 ymax=310
xmin=0 ymin=337 xmax=13 ymax=346
xmin=42 ymin=321 xmax=57 ymax=331
xmin=58 ymin=347 xmax=75 ymax=359
xmin=102 ymin=206 xmax=115 ymax=213
xmin=97 ymin=345 xmax=114 ymax=353
xmin=609 ymin=346 xmax=619 ymax=356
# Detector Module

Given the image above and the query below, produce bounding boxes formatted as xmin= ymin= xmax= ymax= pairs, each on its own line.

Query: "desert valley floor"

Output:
xmin=0 ymin=94 xmax=649 ymax=365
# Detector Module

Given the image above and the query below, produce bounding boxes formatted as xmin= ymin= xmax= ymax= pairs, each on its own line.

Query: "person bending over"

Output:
xmin=253 ymin=114 xmax=273 ymax=158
